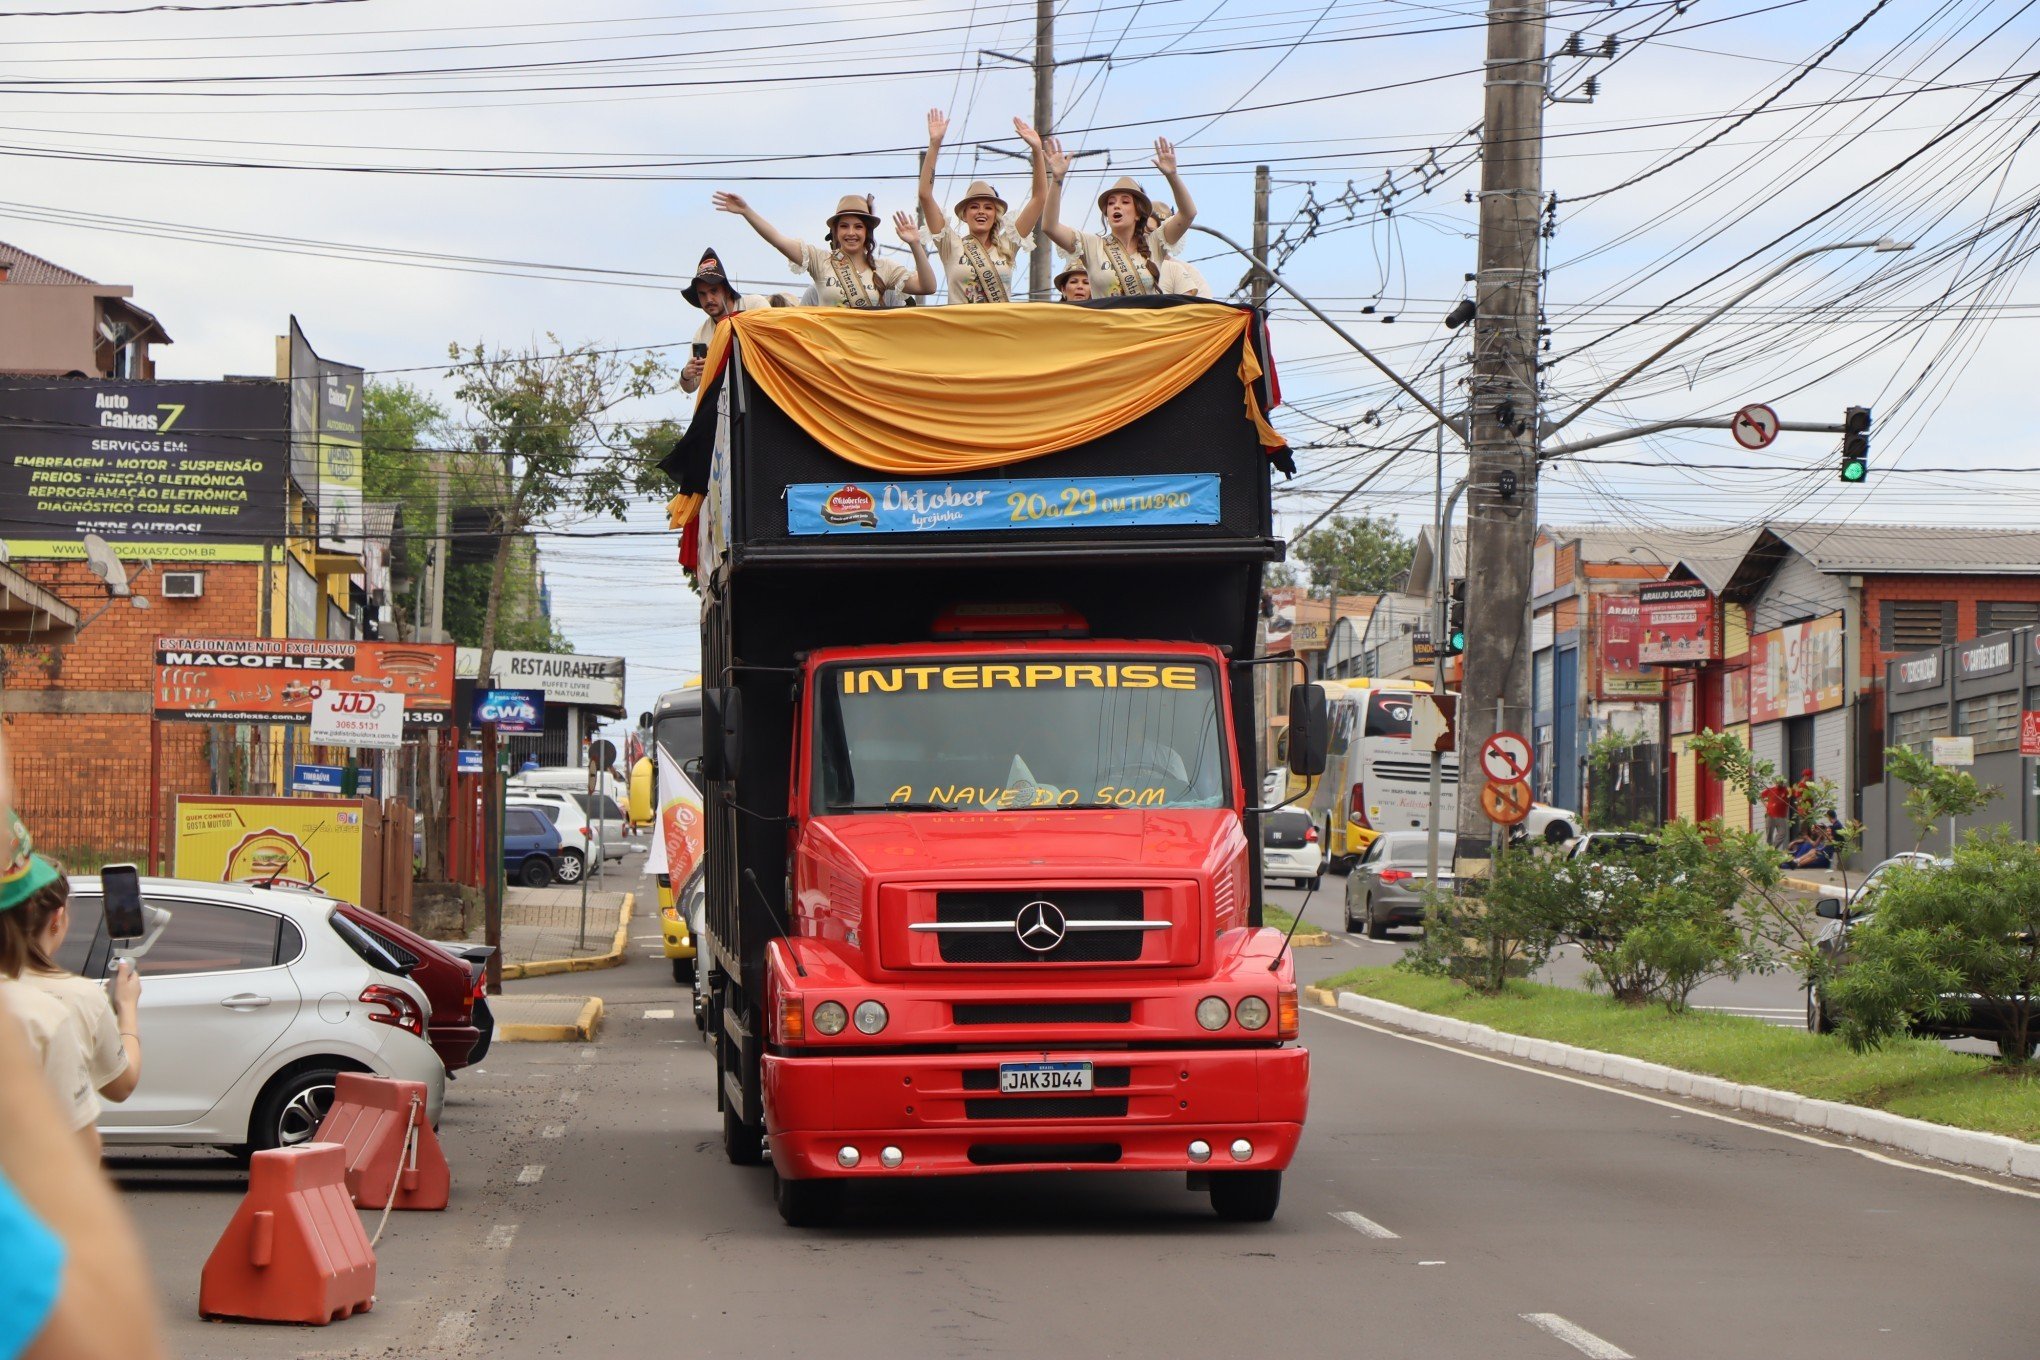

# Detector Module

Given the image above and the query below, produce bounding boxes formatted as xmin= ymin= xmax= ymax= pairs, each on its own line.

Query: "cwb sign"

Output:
xmin=309 ymin=687 xmax=404 ymax=749
xmin=472 ymin=688 xmax=544 ymax=733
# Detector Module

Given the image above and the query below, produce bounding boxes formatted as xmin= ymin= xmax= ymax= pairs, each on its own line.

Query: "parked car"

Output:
xmin=1514 ymin=803 xmax=1580 ymax=846
xmin=56 ymin=877 xmax=445 ymax=1155
xmin=1563 ymin=831 xmax=1656 ymax=863
xmin=508 ymin=792 xmax=599 ymax=884
xmin=1261 ymin=808 xmax=1324 ymax=887
xmin=503 ymin=804 xmax=565 ymax=887
xmin=1808 ymin=855 xmax=1957 ymax=1037
xmin=329 ymin=900 xmax=493 ymax=1073
xmin=510 ymin=771 xmax=632 ymax=851
xmin=1346 ymin=830 xmax=1457 ymax=938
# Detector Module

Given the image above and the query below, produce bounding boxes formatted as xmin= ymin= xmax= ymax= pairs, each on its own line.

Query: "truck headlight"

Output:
xmin=1235 ymin=996 xmax=1271 ymax=1031
xmin=1196 ymin=996 xmax=1230 ymax=1031
xmin=853 ymin=1000 xmax=888 ymax=1035
xmin=813 ymin=1001 xmax=849 ymax=1036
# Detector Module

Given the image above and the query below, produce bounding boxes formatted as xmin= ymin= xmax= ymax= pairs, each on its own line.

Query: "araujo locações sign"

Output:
xmin=785 ymin=473 xmax=1221 ymax=536
xmin=0 ymin=378 xmax=289 ymax=562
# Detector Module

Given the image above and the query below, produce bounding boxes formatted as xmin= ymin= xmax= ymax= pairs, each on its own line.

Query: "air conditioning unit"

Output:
xmin=160 ymin=571 xmax=204 ymax=599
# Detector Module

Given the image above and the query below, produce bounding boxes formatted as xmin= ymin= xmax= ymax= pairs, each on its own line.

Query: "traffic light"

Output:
xmin=1445 ymin=578 xmax=1467 ymax=655
xmin=1840 ymin=406 xmax=1871 ymax=484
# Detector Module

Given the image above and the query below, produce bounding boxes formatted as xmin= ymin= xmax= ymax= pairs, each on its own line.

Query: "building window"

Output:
xmin=1881 ymin=600 xmax=1956 ymax=652
xmin=1978 ymin=600 xmax=2040 ymax=634
xmin=1956 ymin=691 xmax=2021 ymax=755
xmin=1889 ymin=703 xmax=1948 ymax=756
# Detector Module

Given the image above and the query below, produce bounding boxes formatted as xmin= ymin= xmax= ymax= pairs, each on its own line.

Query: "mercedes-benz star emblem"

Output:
xmin=1014 ymin=900 xmax=1067 ymax=953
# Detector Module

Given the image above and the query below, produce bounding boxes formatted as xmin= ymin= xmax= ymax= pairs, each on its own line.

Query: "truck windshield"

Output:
xmin=812 ymin=657 xmax=1231 ymax=813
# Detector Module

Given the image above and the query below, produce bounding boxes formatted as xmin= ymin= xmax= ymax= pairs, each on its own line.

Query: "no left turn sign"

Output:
xmin=1479 ymin=730 xmax=1533 ymax=783
xmin=1731 ymin=403 xmax=1780 ymax=451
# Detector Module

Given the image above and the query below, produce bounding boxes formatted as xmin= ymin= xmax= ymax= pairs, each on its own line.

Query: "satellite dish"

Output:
xmin=80 ymin=535 xmax=130 ymax=598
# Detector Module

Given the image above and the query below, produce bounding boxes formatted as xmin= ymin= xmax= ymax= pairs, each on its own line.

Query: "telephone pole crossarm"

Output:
xmin=1188 ymin=224 xmax=1467 ymax=439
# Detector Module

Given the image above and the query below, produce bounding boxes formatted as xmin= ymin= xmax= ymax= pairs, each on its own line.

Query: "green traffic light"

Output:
xmin=1450 ymin=630 xmax=1467 ymax=651
xmin=1840 ymin=458 xmax=1867 ymax=483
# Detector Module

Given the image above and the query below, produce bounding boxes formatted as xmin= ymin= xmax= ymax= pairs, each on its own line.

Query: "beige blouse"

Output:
xmin=0 ymin=978 xmax=98 ymax=1131
xmin=790 ymin=240 xmax=912 ymax=309
xmin=1070 ymin=229 xmax=1174 ymax=298
xmin=932 ymin=223 xmax=1025 ymax=304
xmin=23 ymin=971 xmax=126 ymax=1096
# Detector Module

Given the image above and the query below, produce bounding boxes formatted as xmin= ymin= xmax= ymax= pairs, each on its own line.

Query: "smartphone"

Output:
xmin=691 ymin=342 xmax=709 ymax=360
xmin=101 ymin=863 xmax=145 ymax=940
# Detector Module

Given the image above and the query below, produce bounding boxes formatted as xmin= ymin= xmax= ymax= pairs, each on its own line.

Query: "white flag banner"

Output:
xmin=648 ymin=747 xmax=704 ymax=883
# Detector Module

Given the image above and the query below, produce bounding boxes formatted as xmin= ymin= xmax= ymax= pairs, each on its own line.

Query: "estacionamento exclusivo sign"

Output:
xmin=0 ymin=378 xmax=289 ymax=562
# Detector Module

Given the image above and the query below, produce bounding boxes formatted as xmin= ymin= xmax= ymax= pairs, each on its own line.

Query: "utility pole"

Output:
xmin=1249 ymin=164 xmax=1272 ymax=310
xmin=1454 ymin=0 xmax=1546 ymax=872
xmin=1029 ymin=0 xmax=1055 ymax=301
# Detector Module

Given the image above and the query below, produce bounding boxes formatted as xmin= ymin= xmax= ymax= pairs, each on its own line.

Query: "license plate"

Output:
xmin=998 ymin=1062 xmax=1093 ymax=1094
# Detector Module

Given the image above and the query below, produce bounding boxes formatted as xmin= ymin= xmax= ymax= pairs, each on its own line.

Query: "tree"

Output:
xmin=1290 ymin=513 xmax=1414 ymax=596
xmin=1827 ymin=832 xmax=2040 ymax=1063
xmin=1882 ymin=745 xmax=2000 ymax=852
xmin=362 ymin=380 xmax=448 ymax=636
xmin=444 ymin=337 xmax=671 ymax=690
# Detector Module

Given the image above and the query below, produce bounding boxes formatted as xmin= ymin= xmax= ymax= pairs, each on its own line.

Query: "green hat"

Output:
xmin=0 ymin=811 xmax=58 ymax=912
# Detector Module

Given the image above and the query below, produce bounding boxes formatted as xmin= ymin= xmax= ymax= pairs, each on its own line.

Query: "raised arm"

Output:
xmin=918 ymin=109 xmax=948 ymax=232
xmin=712 ymin=191 xmax=802 ymax=267
xmin=1152 ymin=138 xmax=1197 ymax=246
xmin=1010 ymin=116 xmax=1047 ymax=239
xmin=893 ymin=211 xmax=939 ymax=296
xmin=1034 ymin=135 xmax=1078 ymax=253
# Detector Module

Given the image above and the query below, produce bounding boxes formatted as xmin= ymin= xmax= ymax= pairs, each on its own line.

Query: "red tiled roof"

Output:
xmin=0 ymin=240 xmax=98 ymax=286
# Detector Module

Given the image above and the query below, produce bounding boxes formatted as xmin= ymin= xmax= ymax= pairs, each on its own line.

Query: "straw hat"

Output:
xmin=681 ymin=247 xmax=733 ymax=308
xmin=952 ymin=180 xmax=1008 ymax=221
xmin=1097 ymin=176 xmax=1153 ymax=223
xmin=825 ymin=193 xmax=881 ymax=232
xmin=1053 ymin=262 xmax=1089 ymax=291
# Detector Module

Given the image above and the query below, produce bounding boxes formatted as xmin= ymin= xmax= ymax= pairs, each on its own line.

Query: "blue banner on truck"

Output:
xmin=786 ymin=474 xmax=1221 ymax=536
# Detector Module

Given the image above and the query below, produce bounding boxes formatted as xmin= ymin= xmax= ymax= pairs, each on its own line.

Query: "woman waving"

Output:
xmin=917 ymin=111 xmax=1046 ymax=304
xmin=712 ymin=191 xmax=936 ymax=309
xmin=1039 ymin=135 xmax=1197 ymax=298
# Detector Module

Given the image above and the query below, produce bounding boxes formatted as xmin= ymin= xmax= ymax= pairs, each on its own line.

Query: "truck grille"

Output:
xmin=964 ymin=1096 xmax=1130 ymax=1120
xmin=931 ymin=890 xmax=1148 ymax=963
xmin=952 ymin=1002 xmax=1133 ymax=1026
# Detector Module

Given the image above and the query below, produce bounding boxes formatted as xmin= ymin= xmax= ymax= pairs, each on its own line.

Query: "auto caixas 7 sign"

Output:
xmin=309 ymin=687 xmax=404 ymax=749
xmin=153 ymin=636 xmax=454 ymax=726
xmin=172 ymin=796 xmax=364 ymax=902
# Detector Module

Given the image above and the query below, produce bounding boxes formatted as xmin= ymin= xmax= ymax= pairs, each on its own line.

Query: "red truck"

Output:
xmin=663 ymin=298 xmax=1326 ymax=1225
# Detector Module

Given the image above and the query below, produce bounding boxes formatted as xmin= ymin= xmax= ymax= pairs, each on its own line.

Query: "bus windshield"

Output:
xmin=812 ymin=657 xmax=1230 ymax=812
xmin=651 ymin=693 xmax=702 ymax=771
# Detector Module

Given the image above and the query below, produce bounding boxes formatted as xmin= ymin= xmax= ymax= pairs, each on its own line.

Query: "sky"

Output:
xmin=5 ymin=0 xmax=2038 ymax=737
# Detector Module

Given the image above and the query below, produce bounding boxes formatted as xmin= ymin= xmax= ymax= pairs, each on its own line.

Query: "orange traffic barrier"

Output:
xmin=314 ymin=1072 xmax=450 ymax=1212
xmin=199 ymin=1142 xmax=376 ymax=1325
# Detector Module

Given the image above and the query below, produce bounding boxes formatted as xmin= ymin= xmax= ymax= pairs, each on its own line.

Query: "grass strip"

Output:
xmin=1321 ymin=964 xmax=2040 ymax=1144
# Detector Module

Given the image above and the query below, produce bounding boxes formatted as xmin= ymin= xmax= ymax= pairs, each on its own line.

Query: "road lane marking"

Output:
xmin=539 ymin=1123 xmax=566 ymax=1139
xmin=1330 ymin=1210 xmax=1400 ymax=1239
xmin=559 ymin=1089 xmax=582 ymax=1104
xmin=516 ymin=1164 xmax=545 ymax=1185
xmin=484 ymin=1223 xmax=519 ymax=1251
xmin=1305 ymin=1006 xmax=2040 ymax=1202
xmin=1521 ymin=1313 xmax=1633 ymax=1359
xmin=434 ymin=1311 xmax=476 ymax=1349
xmin=642 ymin=1008 xmax=676 ymax=1020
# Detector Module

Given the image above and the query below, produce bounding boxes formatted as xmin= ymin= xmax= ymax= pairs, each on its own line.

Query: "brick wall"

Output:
xmin=1860 ymin=574 xmax=2040 ymax=679
xmin=0 ymin=560 xmax=265 ymax=861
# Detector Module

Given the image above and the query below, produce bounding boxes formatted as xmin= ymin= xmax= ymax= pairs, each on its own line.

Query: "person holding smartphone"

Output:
xmin=0 ymin=816 xmax=104 ymax=1148
xmin=679 ymin=248 xmax=796 ymax=394
xmin=16 ymin=868 xmax=140 ymax=1110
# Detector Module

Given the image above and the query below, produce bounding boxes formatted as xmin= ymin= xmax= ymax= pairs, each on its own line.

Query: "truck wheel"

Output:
xmin=671 ymin=956 xmax=695 ymax=984
xmin=774 ymin=1171 xmax=843 ymax=1227
xmin=723 ymin=1101 xmax=766 ymax=1166
xmin=1209 ymin=1170 xmax=1282 ymax=1222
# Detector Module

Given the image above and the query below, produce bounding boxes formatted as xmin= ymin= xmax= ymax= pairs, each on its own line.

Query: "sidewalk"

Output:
xmin=467 ymin=885 xmax=633 ymax=975
xmin=492 ymin=992 xmax=605 ymax=1042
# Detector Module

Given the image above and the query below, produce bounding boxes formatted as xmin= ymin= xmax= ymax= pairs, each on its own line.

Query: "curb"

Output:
xmin=1290 ymin=930 xmax=1334 ymax=948
xmin=499 ymin=996 xmax=605 ymax=1043
xmin=1783 ymin=875 xmax=1840 ymax=896
xmin=1329 ymin=989 xmax=2040 ymax=1183
xmin=500 ymin=893 xmax=635 ymax=980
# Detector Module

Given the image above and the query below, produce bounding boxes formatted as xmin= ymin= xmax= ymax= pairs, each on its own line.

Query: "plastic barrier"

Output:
xmin=314 ymin=1072 xmax=451 ymax=1212
xmin=199 ymin=1142 xmax=376 ymax=1325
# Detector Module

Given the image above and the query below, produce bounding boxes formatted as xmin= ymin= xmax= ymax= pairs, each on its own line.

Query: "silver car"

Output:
xmin=1345 ymin=831 xmax=1457 ymax=938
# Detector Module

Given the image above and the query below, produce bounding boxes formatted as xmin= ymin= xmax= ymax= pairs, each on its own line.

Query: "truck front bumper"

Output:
xmin=763 ymin=1044 xmax=1308 ymax=1179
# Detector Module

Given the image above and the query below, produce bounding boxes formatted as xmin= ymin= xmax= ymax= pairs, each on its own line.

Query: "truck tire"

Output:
xmin=723 ymin=1100 xmax=766 ymax=1166
xmin=671 ymin=956 xmax=695 ymax=984
xmin=1208 ymin=1169 xmax=1282 ymax=1222
xmin=774 ymin=1171 xmax=843 ymax=1227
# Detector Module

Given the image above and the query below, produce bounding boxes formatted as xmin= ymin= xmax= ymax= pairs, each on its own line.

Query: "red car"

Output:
xmin=334 ymin=902 xmax=494 ymax=1073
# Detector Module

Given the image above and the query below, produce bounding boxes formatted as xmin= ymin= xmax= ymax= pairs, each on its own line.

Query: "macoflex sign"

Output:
xmin=154 ymin=636 xmax=455 ymax=726
xmin=310 ymin=688 xmax=404 ymax=750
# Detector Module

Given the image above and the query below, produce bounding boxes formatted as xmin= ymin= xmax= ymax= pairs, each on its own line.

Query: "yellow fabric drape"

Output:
xmin=697 ymin=303 xmax=1283 ymax=475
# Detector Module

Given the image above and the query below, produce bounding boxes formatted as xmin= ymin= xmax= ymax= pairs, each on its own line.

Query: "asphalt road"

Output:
xmin=115 ymin=857 xmax=2040 ymax=1358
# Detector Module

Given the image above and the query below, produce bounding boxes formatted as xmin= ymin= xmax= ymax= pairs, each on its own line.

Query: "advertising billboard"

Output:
xmin=288 ymin=318 xmax=366 ymax=556
xmin=172 ymin=796 xmax=364 ymax=902
xmin=0 ymin=377 xmax=288 ymax=562
xmin=456 ymin=648 xmax=626 ymax=709
xmin=1749 ymin=613 xmax=1845 ymax=724
xmin=153 ymin=636 xmax=455 ymax=726
xmin=472 ymin=688 xmax=544 ymax=733
xmin=1596 ymin=595 xmax=1664 ymax=699
xmin=1637 ymin=581 xmax=1716 ymax=665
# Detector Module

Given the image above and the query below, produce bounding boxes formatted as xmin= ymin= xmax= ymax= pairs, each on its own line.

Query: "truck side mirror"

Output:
xmin=1287 ymin=683 xmax=1329 ymax=778
xmin=702 ymin=687 xmax=743 ymax=783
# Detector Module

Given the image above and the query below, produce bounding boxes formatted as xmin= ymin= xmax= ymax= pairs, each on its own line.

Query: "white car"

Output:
xmin=55 ymin=878 xmax=445 ymax=1155
xmin=508 ymin=793 xmax=601 ymax=883
xmin=1261 ymin=808 xmax=1325 ymax=887
xmin=509 ymin=788 xmax=630 ymax=872
xmin=509 ymin=773 xmax=633 ymax=855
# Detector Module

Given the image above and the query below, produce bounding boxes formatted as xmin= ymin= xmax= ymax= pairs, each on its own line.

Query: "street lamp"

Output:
xmin=1543 ymin=238 xmax=1915 ymax=440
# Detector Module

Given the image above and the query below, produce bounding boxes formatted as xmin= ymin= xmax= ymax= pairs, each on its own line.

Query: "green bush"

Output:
xmin=1400 ymin=845 xmax=1560 ymax=994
